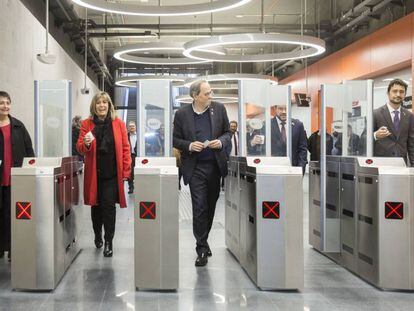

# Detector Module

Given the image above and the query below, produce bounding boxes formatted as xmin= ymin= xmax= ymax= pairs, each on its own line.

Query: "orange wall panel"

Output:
xmin=370 ymin=15 xmax=412 ymax=73
xmin=340 ymin=36 xmax=371 ymax=80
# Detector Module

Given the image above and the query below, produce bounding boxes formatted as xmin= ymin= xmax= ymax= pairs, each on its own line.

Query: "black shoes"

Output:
xmin=128 ymin=188 xmax=134 ymax=194
xmin=195 ymin=252 xmax=208 ymax=266
xmin=7 ymin=252 xmax=10 ymax=262
xmin=207 ymin=249 xmax=212 ymax=257
xmin=103 ymin=241 xmax=113 ymax=257
xmin=94 ymin=234 xmax=103 ymax=249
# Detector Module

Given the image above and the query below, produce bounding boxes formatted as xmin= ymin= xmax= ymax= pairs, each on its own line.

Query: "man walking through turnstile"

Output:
xmin=173 ymin=80 xmax=231 ymax=266
xmin=373 ymin=79 xmax=414 ymax=166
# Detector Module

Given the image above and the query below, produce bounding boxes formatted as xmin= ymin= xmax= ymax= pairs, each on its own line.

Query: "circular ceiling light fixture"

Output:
xmin=115 ymin=75 xmax=185 ymax=88
xmin=71 ymin=0 xmax=251 ymax=16
xmin=176 ymin=95 xmax=238 ymax=104
xmin=183 ymin=33 xmax=326 ymax=63
xmin=113 ymin=42 xmax=224 ymax=65
xmin=179 ymin=73 xmax=278 ymax=88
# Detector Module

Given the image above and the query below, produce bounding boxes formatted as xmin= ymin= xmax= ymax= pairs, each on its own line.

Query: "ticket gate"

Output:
xmin=11 ymin=157 xmax=83 ymax=291
xmin=356 ymin=157 xmax=413 ymax=290
xmin=134 ymin=157 xmax=179 ymax=290
xmin=310 ymin=156 xmax=414 ymax=290
xmin=225 ymin=156 xmax=303 ymax=291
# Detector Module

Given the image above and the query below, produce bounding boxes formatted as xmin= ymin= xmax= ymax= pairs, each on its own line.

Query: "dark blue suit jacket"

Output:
xmin=271 ymin=117 xmax=308 ymax=170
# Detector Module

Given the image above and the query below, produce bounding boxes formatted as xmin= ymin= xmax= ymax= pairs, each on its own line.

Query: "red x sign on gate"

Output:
xmin=385 ymin=202 xmax=403 ymax=219
xmin=139 ymin=201 xmax=156 ymax=219
xmin=16 ymin=202 xmax=32 ymax=220
xmin=262 ymin=201 xmax=280 ymax=219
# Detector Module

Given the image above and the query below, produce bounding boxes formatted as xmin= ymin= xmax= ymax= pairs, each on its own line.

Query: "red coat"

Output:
xmin=76 ymin=117 xmax=131 ymax=208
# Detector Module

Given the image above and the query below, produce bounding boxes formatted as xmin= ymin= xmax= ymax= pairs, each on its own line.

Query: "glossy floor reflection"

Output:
xmin=1 ymin=176 xmax=414 ymax=310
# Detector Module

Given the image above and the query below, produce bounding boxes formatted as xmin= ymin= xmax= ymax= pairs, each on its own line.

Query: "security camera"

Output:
xmin=36 ymin=53 xmax=57 ymax=64
xmin=81 ymin=87 xmax=90 ymax=95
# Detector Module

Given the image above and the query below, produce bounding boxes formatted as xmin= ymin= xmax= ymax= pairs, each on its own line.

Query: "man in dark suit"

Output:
xmin=373 ymin=79 xmax=414 ymax=166
xmin=347 ymin=125 xmax=360 ymax=155
xmin=271 ymin=105 xmax=308 ymax=174
xmin=127 ymin=121 xmax=137 ymax=194
xmin=173 ymin=80 xmax=231 ymax=266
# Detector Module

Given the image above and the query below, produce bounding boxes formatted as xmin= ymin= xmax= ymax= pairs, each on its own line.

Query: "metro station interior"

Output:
xmin=1 ymin=0 xmax=414 ymax=310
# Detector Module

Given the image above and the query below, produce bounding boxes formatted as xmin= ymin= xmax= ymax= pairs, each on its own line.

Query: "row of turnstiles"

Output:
xmin=309 ymin=156 xmax=414 ymax=290
xmin=9 ymin=154 xmax=414 ymax=291
xmin=9 ymin=155 xmax=303 ymax=291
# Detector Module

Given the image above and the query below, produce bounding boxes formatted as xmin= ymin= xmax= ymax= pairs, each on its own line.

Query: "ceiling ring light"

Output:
xmin=115 ymin=75 xmax=185 ymax=88
xmin=179 ymin=73 xmax=278 ymax=88
xmin=183 ymin=33 xmax=326 ymax=63
xmin=71 ymin=0 xmax=251 ymax=16
xmin=113 ymin=42 xmax=225 ymax=65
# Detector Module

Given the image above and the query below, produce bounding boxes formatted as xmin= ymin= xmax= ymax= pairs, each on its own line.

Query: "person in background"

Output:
xmin=72 ymin=115 xmax=84 ymax=161
xmin=0 ymin=91 xmax=35 ymax=261
xmin=307 ymin=130 xmax=333 ymax=161
xmin=229 ymin=120 xmax=239 ymax=157
xmin=373 ymin=79 xmax=414 ymax=165
xmin=173 ymin=80 xmax=231 ymax=267
xmin=347 ymin=124 xmax=360 ymax=155
xmin=221 ymin=120 xmax=238 ymax=191
xmin=270 ymin=105 xmax=308 ymax=174
xmin=77 ymin=92 xmax=131 ymax=257
xmin=127 ymin=121 xmax=137 ymax=194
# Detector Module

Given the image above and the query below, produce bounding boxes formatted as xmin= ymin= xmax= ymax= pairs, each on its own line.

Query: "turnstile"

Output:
xmin=310 ymin=156 xmax=414 ymax=290
xmin=134 ymin=157 xmax=179 ymax=290
xmin=225 ymin=156 xmax=303 ymax=291
xmin=11 ymin=157 xmax=83 ymax=291
xmin=356 ymin=157 xmax=413 ymax=289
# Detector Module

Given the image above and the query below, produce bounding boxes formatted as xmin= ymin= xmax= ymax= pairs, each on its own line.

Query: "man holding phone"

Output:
xmin=373 ymin=78 xmax=414 ymax=166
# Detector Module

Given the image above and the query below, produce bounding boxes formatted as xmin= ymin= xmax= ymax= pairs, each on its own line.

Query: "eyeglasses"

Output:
xmin=204 ymin=91 xmax=214 ymax=96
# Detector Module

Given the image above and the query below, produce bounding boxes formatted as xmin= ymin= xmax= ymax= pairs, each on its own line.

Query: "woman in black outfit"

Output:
xmin=77 ymin=92 xmax=131 ymax=257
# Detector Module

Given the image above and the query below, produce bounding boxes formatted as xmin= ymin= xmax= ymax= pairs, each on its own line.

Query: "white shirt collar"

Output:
xmin=275 ymin=116 xmax=287 ymax=128
xmin=387 ymin=103 xmax=401 ymax=115
xmin=192 ymin=103 xmax=209 ymax=115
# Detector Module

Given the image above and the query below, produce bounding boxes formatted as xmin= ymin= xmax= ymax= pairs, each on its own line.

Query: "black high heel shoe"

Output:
xmin=94 ymin=233 xmax=103 ymax=249
xmin=103 ymin=241 xmax=113 ymax=257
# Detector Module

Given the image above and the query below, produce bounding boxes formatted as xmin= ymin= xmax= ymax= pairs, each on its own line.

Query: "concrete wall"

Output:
xmin=0 ymin=0 xmax=99 ymax=139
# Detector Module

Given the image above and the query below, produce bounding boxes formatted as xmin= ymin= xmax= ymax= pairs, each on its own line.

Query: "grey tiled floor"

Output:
xmin=1 ymin=176 xmax=414 ymax=310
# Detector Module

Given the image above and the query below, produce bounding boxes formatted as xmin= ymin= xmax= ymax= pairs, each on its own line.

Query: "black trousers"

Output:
xmin=91 ymin=177 xmax=118 ymax=242
xmin=189 ymin=161 xmax=221 ymax=255
xmin=0 ymin=186 xmax=11 ymax=253
xmin=128 ymin=154 xmax=136 ymax=191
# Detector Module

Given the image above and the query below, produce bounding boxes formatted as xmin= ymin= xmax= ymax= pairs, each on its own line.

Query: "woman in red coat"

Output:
xmin=77 ymin=92 xmax=131 ymax=257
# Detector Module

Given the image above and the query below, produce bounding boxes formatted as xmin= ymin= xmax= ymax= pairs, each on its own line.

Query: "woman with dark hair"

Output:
xmin=77 ymin=92 xmax=131 ymax=257
xmin=0 ymin=91 xmax=35 ymax=261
